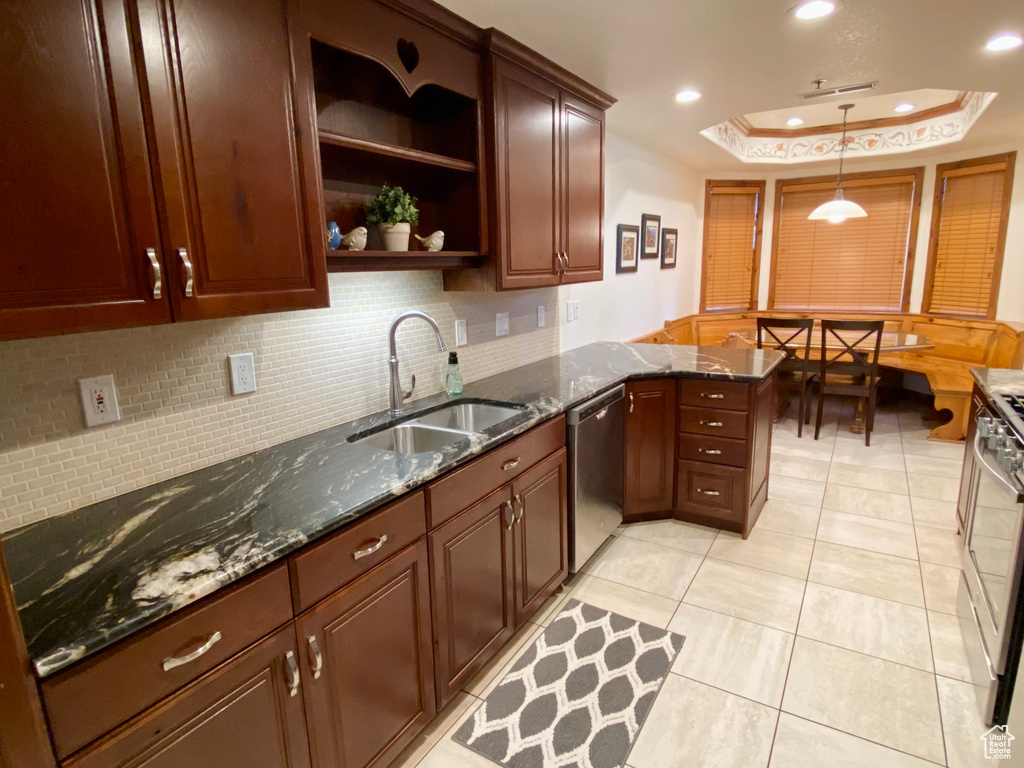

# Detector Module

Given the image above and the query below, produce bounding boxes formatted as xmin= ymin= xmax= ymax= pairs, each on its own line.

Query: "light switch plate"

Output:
xmin=79 ymin=375 xmax=121 ymax=428
xmin=537 ymin=306 xmax=545 ymax=328
xmin=566 ymin=301 xmax=574 ymax=323
xmin=228 ymin=352 xmax=257 ymax=395
xmin=455 ymin=319 xmax=468 ymax=347
xmin=495 ymin=312 xmax=510 ymax=337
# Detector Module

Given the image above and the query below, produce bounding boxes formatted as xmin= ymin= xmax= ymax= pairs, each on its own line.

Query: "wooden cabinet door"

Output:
xmin=429 ymin=486 xmax=515 ymax=707
xmin=491 ymin=58 xmax=561 ymax=290
xmin=624 ymin=380 xmax=678 ymax=520
xmin=296 ymin=541 xmax=434 ymax=768
xmin=67 ymin=628 xmax=310 ymax=768
xmin=512 ymin=449 xmax=568 ymax=626
xmin=559 ymin=95 xmax=604 ymax=285
xmin=136 ymin=0 xmax=328 ymax=321
xmin=0 ymin=0 xmax=171 ymax=341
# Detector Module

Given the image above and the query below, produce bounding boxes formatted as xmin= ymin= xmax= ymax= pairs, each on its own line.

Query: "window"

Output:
xmin=769 ymin=168 xmax=924 ymax=312
xmin=923 ymin=153 xmax=1016 ymax=319
xmin=700 ymin=180 xmax=765 ymax=312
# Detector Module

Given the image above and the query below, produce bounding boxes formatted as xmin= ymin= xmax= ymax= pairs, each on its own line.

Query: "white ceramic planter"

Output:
xmin=378 ymin=222 xmax=411 ymax=252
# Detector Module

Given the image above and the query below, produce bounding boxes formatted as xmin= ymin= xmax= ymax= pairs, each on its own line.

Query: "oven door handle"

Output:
xmin=973 ymin=432 xmax=1024 ymax=499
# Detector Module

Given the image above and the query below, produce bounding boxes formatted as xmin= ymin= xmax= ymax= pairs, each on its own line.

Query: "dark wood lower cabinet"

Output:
xmin=429 ymin=487 xmax=515 ymax=708
xmin=296 ymin=541 xmax=435 ymax=768
xmin=624 ymin=380 xmax=678 ymax=521
xmin=67 ymin=628 xmax=310 ymax=768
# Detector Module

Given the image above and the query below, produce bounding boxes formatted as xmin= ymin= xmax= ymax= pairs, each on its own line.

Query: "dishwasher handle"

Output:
xmin=566 ymin=385 xmax=625 ymax=425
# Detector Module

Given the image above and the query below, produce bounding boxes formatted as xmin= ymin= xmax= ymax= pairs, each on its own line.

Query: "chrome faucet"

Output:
xmin=388 ymin=310 xmax=448 ymax=416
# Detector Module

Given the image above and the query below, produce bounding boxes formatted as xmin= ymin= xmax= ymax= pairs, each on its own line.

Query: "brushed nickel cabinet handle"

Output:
xmin=353 ymin=534 xmax=388 ymax=560
xmin=554 ymin=253 xmax=562 ymax=274
xmin=700 ymin=420 xmax=724 ymax=428
xmin=308 ymin=636 xmax=323 ymax=680
xmin=514 ymin=494 xmax=524 ymax=524
xmin=629 ymin=392 xmax=634 ymax=413
xmin=162 ymin=631 xmax=221 ymax=672
xmin=701 ymin=393 xmax=725 ymax=399
xmin=505 ymin=500 xmax=515 ymax=530
xmin=563 ymin=252 xmax=569 ymax=269
xmin=146 ymin=248 xmax=162 ymax=299
xmin=697 ymin=488 xmax=721 ymax=497
xmin=178 ymin=247 xmax=194 ymax=297
xmin=699 ymin=448 xmax=722 ymax=455
xmin=502 ymin=458 xmax=521 ymax=471
xmin=284 ymin=650 xmax=300 ymax=697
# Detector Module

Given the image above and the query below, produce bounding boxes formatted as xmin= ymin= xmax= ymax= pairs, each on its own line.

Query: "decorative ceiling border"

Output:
xmin=700 ymin=91 xmax=996 ymax=164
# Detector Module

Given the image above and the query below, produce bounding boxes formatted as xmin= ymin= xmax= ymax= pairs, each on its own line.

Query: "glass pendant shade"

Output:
xmin=808 ymin=188 xmax=867 ymax=223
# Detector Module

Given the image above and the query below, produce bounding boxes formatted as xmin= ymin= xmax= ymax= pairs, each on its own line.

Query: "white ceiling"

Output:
xmin=436 ymin=0 xmax=1024 ymax=170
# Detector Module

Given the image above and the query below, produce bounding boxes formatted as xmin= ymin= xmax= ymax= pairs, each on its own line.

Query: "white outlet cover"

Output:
xmin=455 ymin=319 xmax=468 ymax=347
xmin=573 ymin=300 xmax=580 ymax=321
xmin=495 ymin=312 xmax=510 ymax=337
xmin=537 ymin=306 xmax=545 ymax=328
xmin=566 ymin=301 xmax=574 ymax=323
xmin=79 ymin=375 xmax=121 ymax=428
xmin=228 ymin=352 xmax=257 ymax=395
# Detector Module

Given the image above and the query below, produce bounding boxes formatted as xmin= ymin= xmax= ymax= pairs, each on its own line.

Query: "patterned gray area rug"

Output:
xmin=453 ymin=599 xmax=684 ymax=768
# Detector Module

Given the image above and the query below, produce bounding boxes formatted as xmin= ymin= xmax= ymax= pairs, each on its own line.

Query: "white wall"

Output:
xmin=707 ymin=143 xmax=1024 ymax=321
xmin=559 ymin=132 xmax=704 ymax=349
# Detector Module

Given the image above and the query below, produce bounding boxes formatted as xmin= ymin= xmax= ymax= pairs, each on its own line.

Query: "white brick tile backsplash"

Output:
xmin=0 ymin=272 xmax=560 ymax=530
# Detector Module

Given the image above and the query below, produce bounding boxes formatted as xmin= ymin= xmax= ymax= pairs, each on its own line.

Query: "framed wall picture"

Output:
xmin=640 ymin=214 xmax=661 ymax=259
xmin=661 ymin=228 xmax=678 ymax=269
xmin=616 ymin=224 xmax=639 ymax=273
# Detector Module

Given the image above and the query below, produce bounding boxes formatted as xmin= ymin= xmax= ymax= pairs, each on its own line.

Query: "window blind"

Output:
xmin=702 ymin=183 xmax=763 ymax=311
xmin=925 ymin=155 xmax=1015 ymax=319
xmin=771 ymin=174 xmax=919 ymax=312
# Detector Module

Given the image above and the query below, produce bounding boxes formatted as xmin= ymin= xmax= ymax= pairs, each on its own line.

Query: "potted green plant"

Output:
xmin=365 ymin=184 xmax=419 ymax=251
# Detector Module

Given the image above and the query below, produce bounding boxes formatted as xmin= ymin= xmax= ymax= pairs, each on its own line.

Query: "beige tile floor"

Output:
xmin=392 ymin=399 xmax=1007 ymax=768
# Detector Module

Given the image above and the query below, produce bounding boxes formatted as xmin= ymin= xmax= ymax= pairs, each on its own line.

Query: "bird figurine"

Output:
xmin=414 ymin=230 xmax=445 ymax=252
xmin=340 ymin=226 xmax=368 ymax=251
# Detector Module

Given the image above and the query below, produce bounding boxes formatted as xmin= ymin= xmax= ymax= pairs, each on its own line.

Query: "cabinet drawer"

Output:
xmin=676 ymin=460 xmax=746 ymax=525
xmin=426 ymin=416 xmax=565 ymax=528
xmin=42 ymin=564 xmax=292 ymax=758
xmin=678 ymin=406 xmax=748 ymax=440
xmin=677 ymin=433 xmax=748 ymax=468
xmin=289 ymin=491 xmax=427 ymax=612
xmin=677 ymin=380 xmax=749 ymax=411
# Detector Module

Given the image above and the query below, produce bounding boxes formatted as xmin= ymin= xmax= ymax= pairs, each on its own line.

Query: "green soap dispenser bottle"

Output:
xmin=446 ymin=352 xmax=463 ymax=396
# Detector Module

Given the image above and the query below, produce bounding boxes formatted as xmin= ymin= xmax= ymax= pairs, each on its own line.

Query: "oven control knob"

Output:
xmin=989 ymin=422 xmax=1008 ymax=451
xmin=978 ymin=415 xmax=994 ymax=438
xmin=998 ymin=446 xmax=1024 ymax=474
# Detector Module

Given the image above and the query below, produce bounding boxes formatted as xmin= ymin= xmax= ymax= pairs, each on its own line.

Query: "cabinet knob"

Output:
xmin=178 ymin=247 xmax=194 ymax=298
xmin=284 ymin=650 xmax=300 ymax=697
xmin=145 ymin=248 xmax=162 ymax=299
xmin=307 ymin=635 xmax=323 ymax=680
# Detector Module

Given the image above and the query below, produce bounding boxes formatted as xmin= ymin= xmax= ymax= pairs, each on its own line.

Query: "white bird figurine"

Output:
xmin=414 ymin=231 xmax=445 ymax=252
xmin=340 ymin=226 xmax=367 ymax=251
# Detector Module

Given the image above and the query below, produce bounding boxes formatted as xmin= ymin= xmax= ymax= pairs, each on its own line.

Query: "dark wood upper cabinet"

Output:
xmin=66 ymin=628 xmax=310 ymax=768
xmin=624 ymin=380 xmax=678 ymax=520
xmin=560 ymin=96 xmax=605 ymax=284
xmin=512 ymin=449 xmax=568 ymax=625
xmin=0 ymin=0 xmax=172 ymax=341
xmin=296 ymin=541 xmax=435 ymax=768
xmin=137 ymin=0 xmax=328 ymax=320
xmin=428 ymin=485 xmax=515 ymax=708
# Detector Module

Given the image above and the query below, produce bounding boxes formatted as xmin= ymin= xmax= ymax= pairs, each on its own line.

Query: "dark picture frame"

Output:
xmin=616 ymin=224 xmax=639 ymax=273
xmin=661 ymin=228 xmax=678 ymax=269
xmin=640 ymin=213 xmax=661 ymax=259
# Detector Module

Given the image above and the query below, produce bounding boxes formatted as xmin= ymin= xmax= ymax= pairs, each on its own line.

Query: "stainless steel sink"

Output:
xmin=352 ymin=424 xmax=473 ymax=455
xmin=410 ymin=402 xmax=524 ymax=433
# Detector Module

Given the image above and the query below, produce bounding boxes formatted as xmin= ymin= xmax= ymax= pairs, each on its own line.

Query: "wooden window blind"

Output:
xmin=769 ymin=169 xmax=923 ymax=312
xmin=923 ymin=153 xmax=1016 ymax=319
xmin=701 ymin=181 xmax=765 ymax=312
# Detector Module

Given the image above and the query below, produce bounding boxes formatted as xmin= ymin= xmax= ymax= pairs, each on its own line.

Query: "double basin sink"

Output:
xmin=349 ymin=401 xmax=526 ymax=456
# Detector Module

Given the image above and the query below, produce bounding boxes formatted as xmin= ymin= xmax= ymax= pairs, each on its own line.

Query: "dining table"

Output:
xmin=726 ymin=328 xmax=935 ymax=435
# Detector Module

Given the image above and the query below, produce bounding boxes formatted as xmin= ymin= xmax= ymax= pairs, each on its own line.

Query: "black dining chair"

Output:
xmin=814 ymin=319 xmax=885 ymax=447
xmin=757 ymin=318 xmax=817 ymax=437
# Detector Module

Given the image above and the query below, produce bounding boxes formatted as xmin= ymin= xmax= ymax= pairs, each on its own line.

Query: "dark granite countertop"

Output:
xmin=2 ymin=342 xmax=783 ymax=677
xmin=972 ymin=368 xmax=1024 ymax=426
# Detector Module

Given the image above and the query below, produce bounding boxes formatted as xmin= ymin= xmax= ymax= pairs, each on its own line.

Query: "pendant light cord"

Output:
xmin=836 ymin=105 xmax=851 ymax=193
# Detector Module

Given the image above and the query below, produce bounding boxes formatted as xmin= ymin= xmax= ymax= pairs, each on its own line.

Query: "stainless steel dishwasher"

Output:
xmin=566 ymin=385 xmax=625 ymax=573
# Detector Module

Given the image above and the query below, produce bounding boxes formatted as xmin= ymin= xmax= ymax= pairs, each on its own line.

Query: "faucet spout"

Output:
xmin=387 ymin=310 xmax=448 ymax=417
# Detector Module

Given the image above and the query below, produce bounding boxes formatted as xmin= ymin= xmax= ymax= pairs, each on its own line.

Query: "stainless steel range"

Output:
xmin=959 ymin=390 xmax=1024 ymax=725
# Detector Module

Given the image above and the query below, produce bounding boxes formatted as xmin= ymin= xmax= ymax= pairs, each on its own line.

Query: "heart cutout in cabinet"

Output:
xmin=397 ymin=38 xmax=419 ymax=74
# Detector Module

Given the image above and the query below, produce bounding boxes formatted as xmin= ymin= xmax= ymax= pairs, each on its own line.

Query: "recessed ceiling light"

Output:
xmin=674 ymin=90 xmax=702 ymax=103
xmin=787 ymin=117 xmax=805 ymax=126
xmin=793 ymin=0 xmax=839 ymax=20
xmin=986 ymin=33 xmax=1023 ymax=51
xmin=894 ymin=103 xmax=914 ymax=113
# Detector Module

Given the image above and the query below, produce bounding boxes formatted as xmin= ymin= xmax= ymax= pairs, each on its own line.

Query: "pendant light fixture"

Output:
xmin=808 ymin=103 xmax=867 ymax=224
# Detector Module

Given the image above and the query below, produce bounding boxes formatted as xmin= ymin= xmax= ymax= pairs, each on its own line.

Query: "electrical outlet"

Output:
xmin=79 ymin=375 xmax=121 ymax=428
xmin=566 ymin=301 xmax=574 ymax=323
xmin=573 ymin=301 xmax=580 ymax=321
xmin=228 ymin=352 xmax=257 ymax=395
xmin=455 ymin=319 xmax=468 ymax=347
xmin=537 ymin=306 xmax=545 ymax=328
xmin=495 ymin=312 xmax=510 ymax=337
